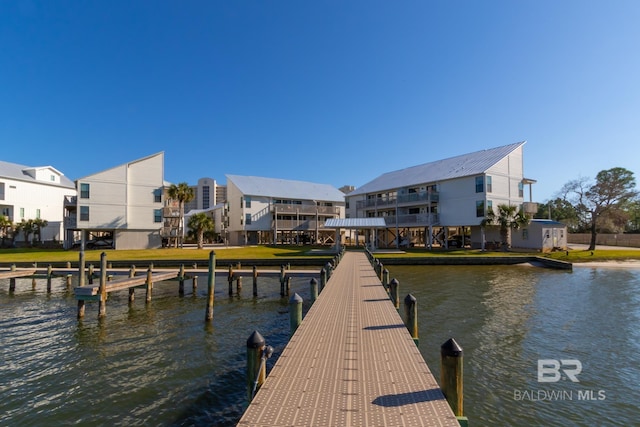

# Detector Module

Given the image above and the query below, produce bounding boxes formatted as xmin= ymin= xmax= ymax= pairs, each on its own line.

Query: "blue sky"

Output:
xmin=2 ymin=1 xmax=639 ymax=202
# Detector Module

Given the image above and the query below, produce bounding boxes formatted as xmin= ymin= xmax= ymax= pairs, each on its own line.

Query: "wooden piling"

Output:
xmin=440 ymin=338 xmax=464 ymax=418
xmin=404 ymin=294 xmax=418 ymax=345
xmin=382 ymin=268 xmax=389 ymax=291
xmin=389 ymin=278 xmax=400 ymax=309
xmin=128 ymin=267 xmax=135 ymax=303
xmin=286 ymin=276 xmax=291 ymax=295
xmin=98 ymin=253 xmax=107 ymax=318
xmin=246 ymin=330 xmax=266 ymax=402
xmin=320 ymin=268 xmax=326 ymax=290
xmin=205 ymin=251 xmax=216 ymax=321
xmin=47 ymin=264 xmax=53 ymax=293
xmin=66 ymin=261 xmax=71 ymax=269
xmin=179 ymin=264 xmax=186 ymax=296
xmin=145 ymin=267 xmax=153 ymax=303
xmin=32 ymin=277 xmax=36 ymax=290
xmin=289 ymin=293 xmax=303 ymax=337
xmin=79 ymin=251 xmax=86 ymax=287
xmin=192 ymin=275 xmax=198 ymax=295
xmin=77 ymin=300 xmax=85 ymax=318
xmin=253 ymin=265 xmax=258 ymax=297
xmin=228 ymin=265 xmax=234 ymax=296
xmin=279 ymin=265 xmax=286 ymax=296
xmin=66 ymin=274 xmax=72 ymax=288
xmin=310 ymin=277 xmax=318 ymax=303
xmin=9 ymin=264 xmax=16 ymax=292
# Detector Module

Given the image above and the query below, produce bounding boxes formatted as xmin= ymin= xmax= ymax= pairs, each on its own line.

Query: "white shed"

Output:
xmin=511 ymin=219 xmax=568 ymax=252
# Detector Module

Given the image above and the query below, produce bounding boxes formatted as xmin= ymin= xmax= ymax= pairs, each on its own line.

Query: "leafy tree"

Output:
xmin=481 ymin=204 xmax=529 ymax=250
xmin=32 ymin=218 xmax=49 ymax=244
xmin=187 ymin=212 xmax=215 ymax=249
xmin=0 ymin=216 xmax=13 ymax=247
xmin=560 ymin=167 xmax=638 ymax=250
xmin=627 ymin=199 xmax=640 ymax=232
xmin=535 ymin=198 xmax=581 ymax=231
xmin=167 ymin=182 xmax=195 ymax=248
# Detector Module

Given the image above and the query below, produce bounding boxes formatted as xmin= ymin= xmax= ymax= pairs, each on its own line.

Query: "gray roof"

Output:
xmin=325 ymin=218 xmax=386 ymax=228
xmin=348 ymin=142 xmax=526 ymax=196
xmin=0 ymin=160 xmax=75 ymax=189
xmin=227 ymin=174 xmax=345 ymax=202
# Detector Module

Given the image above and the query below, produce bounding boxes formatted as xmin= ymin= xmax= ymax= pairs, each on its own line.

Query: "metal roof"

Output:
xmin=0 ymin=160 xmax=75 ymax=189
xmin=324 ymin=218 xmax=386 ymax=228
xmin=348 ymin=141 xmax=526 ymax=196
xmin=226 ymin=174 xmax=345 ymax=202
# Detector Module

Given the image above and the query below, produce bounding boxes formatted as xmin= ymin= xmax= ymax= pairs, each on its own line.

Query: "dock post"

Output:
xmin=286 ymin=276 xmax=291 ymax=295
xmin=128 ymin=267 xmax=135 ymax=303
xmin=378 ymin=262 xmax=384 ymax=281
xmin=32 ymin=276 xmax=36 ymax=290
xmin=88 ymin=264 xmax=94 ymax=285
xmin=79 ymin=251 xmax=86 ymax=287
xmin=389 ymin=278 xmax=400 ymax=309
xmin=77 ymin=300 xmax=86 ymax=318
xmin=145 ymin=267 xmax=153 ymax=303
xmin=228 ymin=266 xmax=234 ymax=296
xmin=9 ymin=264 xmax=16 ymax=292
xmin=279 ymin=265 xmax=286 ymax=296
xmin=66 ymin=261 xmax=71 ymax=269
xmin=66 ymin=274 xmax=72 ymax=288
xmin=320 ymin=268 xmax=327 ymax=290
xmin=382 ymin=268 xmax=389 ymax=291
xmin=247 ymin=330 xmax=266 ymax=402
xmin=98 ymin=253 xmax=107 ymax=318
xmin=325 ymin=262 xmax=332 ymax=279
xmin=179 ymin=264 xmax=186 ymax=296
xmin=290 ymin=293 xmax=303 ymax=337
xmin=440 ymin=338 xmax=464 ymax=419
xmin=192 ymin=276 xmax=198 ymax=295
xmin=236 ymin=275 xmax=242 ymax=293
xmin=404 ymin=294 xmax=418 ymax=345
xmin=205 ymin=251 xmax=216 ymax=321
xmin=47 ymin=264 xmax=53 ymax=293
xmin=310 ymin=277 xmax=318 ymax=303
xmin=252 ymin=265 xmax=258 ymax=297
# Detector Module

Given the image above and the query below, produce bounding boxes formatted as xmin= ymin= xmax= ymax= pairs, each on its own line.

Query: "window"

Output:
xmin=154 ymin=189 xmax=162 ymax=203
xmin=154 ymin=209 xmax=162 ymax=223
xmin=486 ymin=176 xmax=492 ymax=193
xmin=475 ymin=176 xmax=484 ymax=193
xmin=36 ymin=209 xmax=40 ymax=219
xmin=245 ymin=213 xmax=252 ymax=225
xmin=518 ymin=182 xmax=524 ymax=198
xmin=202 ymin=187 xmax=210 ymax=209
xmin=80 ymin=183 xmax=90 ymax=199
xmin=20 ymin=207 xmax=24 ymax=218
xmin=0 ymin=182 xmax=4 ymax=200
xmin=476 ymin=200 xmax=485 ymax=217
xmin=80 ymin=206 xmax=89 ymax=221
xmin=522 ymin=229 xmax=529 ymax=240
xmin=50 ymin=175 xmax=56 ymax=182
xmin=240 ymin=196 xmax=243 ymax=208
xmin=487 ymin=200 xmax=493 ymax=215
xmin=245 ymin=196 xmax=251 ymax=208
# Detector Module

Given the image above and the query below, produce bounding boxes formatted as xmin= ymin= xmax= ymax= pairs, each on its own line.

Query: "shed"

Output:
xmin=511 ymin=219 xmax=568 ymax=252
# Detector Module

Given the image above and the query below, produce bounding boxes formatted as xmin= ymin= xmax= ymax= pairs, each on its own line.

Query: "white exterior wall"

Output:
xmin=75 ymin=153 xmax=165 ymax=249
xmin=1 ymin=168 xmax=75 ymax=242
xmin=245 ymin=196 xmax=272 ymax=231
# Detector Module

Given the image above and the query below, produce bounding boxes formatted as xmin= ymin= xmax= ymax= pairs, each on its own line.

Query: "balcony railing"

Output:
xmin=382 ymin=213 xmax=440 ymax=227
xmin=64 ymin=217 xmax=77 ymax=228
xmin=273 ymin=219 xmax=327 ymax=230
xmin=356 ymin=192 xmax=439 ymax=209
xmin=163 ymin=207 xmax=180 ymax=217
xmin=273 ymin=205 xmax=340 ymax=216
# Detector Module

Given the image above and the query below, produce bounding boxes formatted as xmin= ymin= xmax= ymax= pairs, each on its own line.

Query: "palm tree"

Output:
xmin=167 ymin=182 xmax=195 ymax=248
xmin=0 ymin=216 xmax=13 ymax=247
xmin=481 ymin=204 xmax=529 ymax=250
xmin=33 ymin=218 xmax=49 ymax=245
xmin=187 ymin=212 xmax=215 ymax=249
xmin=15 ymin=219 xmax=36 ymax=247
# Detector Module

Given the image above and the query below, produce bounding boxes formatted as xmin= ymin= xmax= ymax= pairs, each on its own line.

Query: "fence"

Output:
xmin=568 ymin=233 xmax=640 ymax=248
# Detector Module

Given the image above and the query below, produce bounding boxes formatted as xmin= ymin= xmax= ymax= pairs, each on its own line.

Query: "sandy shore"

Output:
xmin=573 ymin=260 xmax=640 ymax=269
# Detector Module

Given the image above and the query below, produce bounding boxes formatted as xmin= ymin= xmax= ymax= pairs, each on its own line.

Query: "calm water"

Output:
xmin=1 ymin=264 xmax=639 ymax=426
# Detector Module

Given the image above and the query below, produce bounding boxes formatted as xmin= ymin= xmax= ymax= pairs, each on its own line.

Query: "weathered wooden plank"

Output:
xmin=0 ymin=269 xmax=37 ymax=279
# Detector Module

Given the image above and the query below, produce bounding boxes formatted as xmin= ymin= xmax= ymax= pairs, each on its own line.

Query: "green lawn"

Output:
xmin=0 ymin=245 xmax=639 ymax=264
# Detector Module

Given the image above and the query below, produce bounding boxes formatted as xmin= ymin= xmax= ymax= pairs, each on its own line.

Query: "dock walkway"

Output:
xmin=239 ymin=251 xmax=459 ymax=426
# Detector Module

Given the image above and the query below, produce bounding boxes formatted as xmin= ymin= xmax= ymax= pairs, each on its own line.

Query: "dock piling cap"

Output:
xmin=247 ymin=330 xmax=265 ymax=349
xmin=441 ymin=338 xmax=463 ymax=357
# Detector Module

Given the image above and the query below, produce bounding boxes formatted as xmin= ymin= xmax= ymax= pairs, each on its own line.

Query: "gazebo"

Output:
xmin=324 ymin=218 xmax=387 ymax=252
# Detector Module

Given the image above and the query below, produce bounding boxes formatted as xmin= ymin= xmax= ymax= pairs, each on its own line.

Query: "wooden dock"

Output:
xmin=0 ymin=268 xmax=37 ymax=280
xmin=238 ymin=251 xmax=460 ymax=426
xmin=74 ymin=271 xmax=180 ymax=299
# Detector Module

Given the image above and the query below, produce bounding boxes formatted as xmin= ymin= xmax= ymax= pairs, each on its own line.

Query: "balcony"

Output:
xmin=273 ymin=219 xmax=326 ymax=231
xmin=64 ymin=195 xmax=77 ymax=207
xmin=382 ymin=213 xmax=440 ymax=227
xmin=273 ymin=205 xmax=340 ymax=216
xmin=523 ymin=202 xmax=538 ymax=215
xmin=355 ymin=192 xmax=438 ymax=209
xmin=64 ymin=217 xmax=77 ymax=228
xmin=163 ymin=207 xmax=180 ymax=218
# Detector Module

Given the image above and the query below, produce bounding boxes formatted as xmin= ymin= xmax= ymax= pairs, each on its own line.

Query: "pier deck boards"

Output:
xmin=0 ymin=268 xmax=37 ymax=280
xmin=239 ymin=251 xmax=459 ymax=426
xmin=74 ymin=271 xmax=180 ymax=297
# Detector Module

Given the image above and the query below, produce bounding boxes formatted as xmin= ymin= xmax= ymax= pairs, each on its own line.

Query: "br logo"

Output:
xmin=537 ymin=359 xmax=582 ymax=383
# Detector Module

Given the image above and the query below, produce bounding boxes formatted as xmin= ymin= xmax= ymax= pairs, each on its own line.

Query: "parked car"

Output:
xmin=447 ymin=235 xmax=470 ymax=248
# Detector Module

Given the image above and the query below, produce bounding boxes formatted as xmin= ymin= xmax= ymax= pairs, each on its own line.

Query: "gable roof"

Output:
xmin=227 ymin=174 xmax=345 ymax=203
xmin=348 ymin=141 xmax=526 ymax=196
xmin=0 ymin=160 xmax=75 ymax=189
